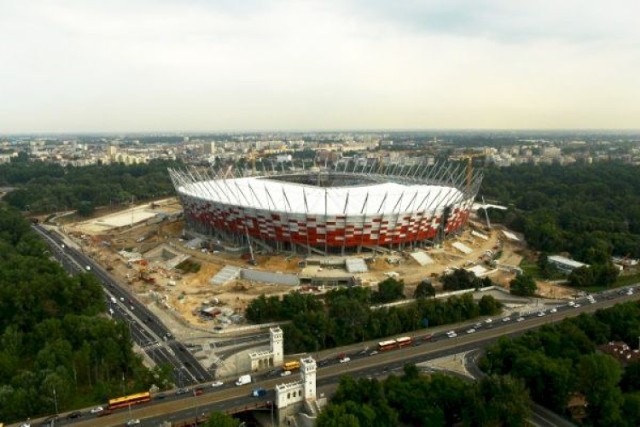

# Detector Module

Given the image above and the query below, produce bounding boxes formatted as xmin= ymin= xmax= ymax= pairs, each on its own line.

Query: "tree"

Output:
xmin=621 ymin=361 xmax=640 ymax=392
xmin=577 ymin=353 xmax=624 ymax=426
xmin=569 ymin=266 xmax=595 ymax=288
xmin=372 ymin=278 xmax=405 ymax=304
xmin=621 ymin=393 xmax=640 ymax=427
xmin=464 ymin=375 xmax=531 ymax=427
xmin=75 ymin=201 xmax=94 ymax=217
xmin=203 ymin=411 xmax=239 ymax=427
xmin=414 ymin=280 xmax=436 ymax=299
xmin=441 ymin=269 xmax=480 ymax=291
xmin=478 ymin=295 xmax=502 ymax=316
xmin=509 ymin=274 xmax=537 ymax=297
xmin=316 ymin=403 xmax=362 ymax=427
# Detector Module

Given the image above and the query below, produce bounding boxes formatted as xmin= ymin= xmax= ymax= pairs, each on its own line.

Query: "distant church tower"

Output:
xmin=300 ymin=356 xmax=317 ymax=401
xmin=270 ymin=327 xmax=284 ymax=366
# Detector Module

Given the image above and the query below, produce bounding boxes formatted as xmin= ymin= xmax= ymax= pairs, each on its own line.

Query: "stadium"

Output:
xmin=169 ymin=162 xmax=482 ymax=255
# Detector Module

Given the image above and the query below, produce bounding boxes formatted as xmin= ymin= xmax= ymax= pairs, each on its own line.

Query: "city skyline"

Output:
xmin=2 ymin=0 xmax=639 ymax=133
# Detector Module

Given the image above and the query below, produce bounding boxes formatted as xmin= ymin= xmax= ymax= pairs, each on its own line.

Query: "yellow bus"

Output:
xmin=283 ymin=360 xmax=301 ymax=371
xmin=108 ymin=391 xmax=152 ymax=410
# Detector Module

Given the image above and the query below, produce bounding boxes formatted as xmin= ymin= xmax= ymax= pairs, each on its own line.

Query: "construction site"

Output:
xmin=57 ymin=197 xmax=575 ymax=335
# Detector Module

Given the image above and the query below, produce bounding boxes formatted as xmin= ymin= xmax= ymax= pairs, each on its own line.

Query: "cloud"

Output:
xmin=0 ymin=0 xmax=639 ymax=132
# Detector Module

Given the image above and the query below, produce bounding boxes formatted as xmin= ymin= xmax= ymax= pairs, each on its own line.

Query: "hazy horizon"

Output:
xmin=2 ymin=0 xmax=639 ymax=133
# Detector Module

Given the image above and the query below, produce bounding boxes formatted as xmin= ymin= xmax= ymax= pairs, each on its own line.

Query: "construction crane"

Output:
xmin=461 ymin=152 xmax=485 ymax=194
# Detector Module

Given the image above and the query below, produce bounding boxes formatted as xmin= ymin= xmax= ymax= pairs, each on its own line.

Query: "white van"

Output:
xmin=235 ymin=374 xmax=252 ymax=386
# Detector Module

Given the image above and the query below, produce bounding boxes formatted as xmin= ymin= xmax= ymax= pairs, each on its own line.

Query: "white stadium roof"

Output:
xmin=178 ymin=177 xmax=463 ymax=216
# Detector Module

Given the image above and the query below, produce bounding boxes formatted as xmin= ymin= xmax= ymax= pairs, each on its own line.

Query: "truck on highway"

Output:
xmin=252 ymin=388 xmax=267 ymax=397
xmin=235 ymin=374 xmax=251 ymax=386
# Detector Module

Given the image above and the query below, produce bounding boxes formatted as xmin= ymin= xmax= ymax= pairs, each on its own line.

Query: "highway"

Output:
xmin=32 ymin=224 xmax=213 ymax=387
xmin=16 ymin=284 xmax=640 ymax=427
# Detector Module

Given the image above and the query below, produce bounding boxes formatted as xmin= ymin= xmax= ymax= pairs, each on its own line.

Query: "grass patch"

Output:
xmin=176 ymin=259 xmax=201 ymax=273
xmin=614 ymin=272 xmax=640 ymax=288
xmin=563 ymin=273 xmax=640 ymax=294
xmin=519 ymin=258 xmax=542 ymax=278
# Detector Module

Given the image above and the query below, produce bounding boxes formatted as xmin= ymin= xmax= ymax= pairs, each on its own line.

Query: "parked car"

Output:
xmin=211 ymin=381 xmax=224 ymax=387
xmin=339 ymin=356 xmax=351 ymax=363
xmin=90 ymin=406 xmax=104 ymax=414
xmin=126 ymin=419 xmax=141 ymax=426
xmin=66 ymin=411 xmax=82 ymax=419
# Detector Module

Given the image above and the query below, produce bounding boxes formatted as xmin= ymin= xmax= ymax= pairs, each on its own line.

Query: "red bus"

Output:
xmin=396 ymin=336 xmax=413 ymax=347
xmin=377 ymin=340 xmax=397 ymax=351
xmin=421 ymin=334 xmax=433 ymax=342
xmin=108 ymin=392 xmax=151 ymax=410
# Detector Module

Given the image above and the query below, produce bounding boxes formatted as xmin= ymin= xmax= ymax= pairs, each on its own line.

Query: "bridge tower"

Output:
xmin=270 ymin=326 xmax=284 ymax=366
xmin=300 ymin=356 xmax=317 ymax=401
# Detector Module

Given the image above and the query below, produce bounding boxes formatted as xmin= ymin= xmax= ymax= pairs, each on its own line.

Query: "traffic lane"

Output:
xmin=38 ymin=290 xmax=640 ymax=427
xmin=168 ymin=342 xmax=212 ymax=382
xmin=47 ymin=241 xmax=194 ymax=385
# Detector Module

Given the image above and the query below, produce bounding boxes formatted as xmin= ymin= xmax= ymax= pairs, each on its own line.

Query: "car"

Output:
xmin=175 ymin=388 xmax=189 ymax=395
xmin=280 ymin=370 xmax=292 ymax=377
xmin=466 ymin=328 xmax=476 ymax=334
xmin=40 ymin=415 xmax=59 ymax=426
xmin=90 ymin=406 xmax=104 ymax=414
xmin=193 ymin=387 xmax=204 ymax=396
xmin=502 ymin=317 xmax=511 ymax=322
xmin=516 ymin=317 xmax=525 ymax=322
xmin=369 ymin=350 xmax=379 ymax=356
xmin=19 ymin=421 xmax=31 ymax=427
xmin=574 ymin=303 xmax=582 ymax=308
xmin=474 ymin=323 xmax=482 ymax=329
xmin=120 ymin=297 xmax=125 ymax=302
xmin=537 ymin=311 xmax=546 ymax=317
xmin=549 ymin=308 xmax=557 ymax=313
xmin=339 ymin=357 xmax=351 ymax=363
xmin=126 ymin=419 xmax=141 ymax=426
xmin=130 ymin=305 xmax=135 ymax=310
xmin=447 ymin=331 xmax=458 ymax=338
xmin=85 ymin=265 xmax=91 ymax=271
xmin=66 ymin=411 xmax=82 ymax=419
xmin=211 ymin=380 xmax=224 ymax=387
xmin=485 ymin=318 xmax=493 ymax=324
xmin=567 ymin=301 xmax=576 ymax=306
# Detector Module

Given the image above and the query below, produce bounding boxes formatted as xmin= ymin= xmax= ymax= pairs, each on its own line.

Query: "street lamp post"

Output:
xmin=53 ymin=386 xmax=58 ymax=415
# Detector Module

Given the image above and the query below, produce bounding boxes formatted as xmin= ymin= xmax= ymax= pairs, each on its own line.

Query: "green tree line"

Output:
xmin=481 ymin=301 xmax=640 ymax=426
xmin=317 ymin=365 xmax=531 ymax=427
xmin=246 ymin=280 xmax=501 ymax=353
xmin=0 ymin=204 xmax=169 ymax=422
xmin=480 ymin=162 xmax=640 ymax=260
xmin=0 ymin=158 xmax=182 ymax=215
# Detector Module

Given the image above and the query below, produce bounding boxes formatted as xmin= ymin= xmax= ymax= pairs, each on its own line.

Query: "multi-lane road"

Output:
xmin=32 ymin=224 xmax=213 ymax=387
xmin=22 ymin=224 xmax=640 ymax=426
xmin=15 ymin=277 xmax=640 ymax=427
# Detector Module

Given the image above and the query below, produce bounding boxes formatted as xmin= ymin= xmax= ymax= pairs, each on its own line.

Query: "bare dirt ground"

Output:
xmin=62 ymin=202 xmax=572 ymax=331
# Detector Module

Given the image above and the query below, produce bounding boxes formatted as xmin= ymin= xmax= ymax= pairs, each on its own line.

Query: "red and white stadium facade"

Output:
xmin=169 ymin=162 xmax=482 ymax=255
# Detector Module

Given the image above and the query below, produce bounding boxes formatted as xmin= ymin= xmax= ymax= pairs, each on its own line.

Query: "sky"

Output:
xmin=1 ymin=0 xmax=639 ymax=133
